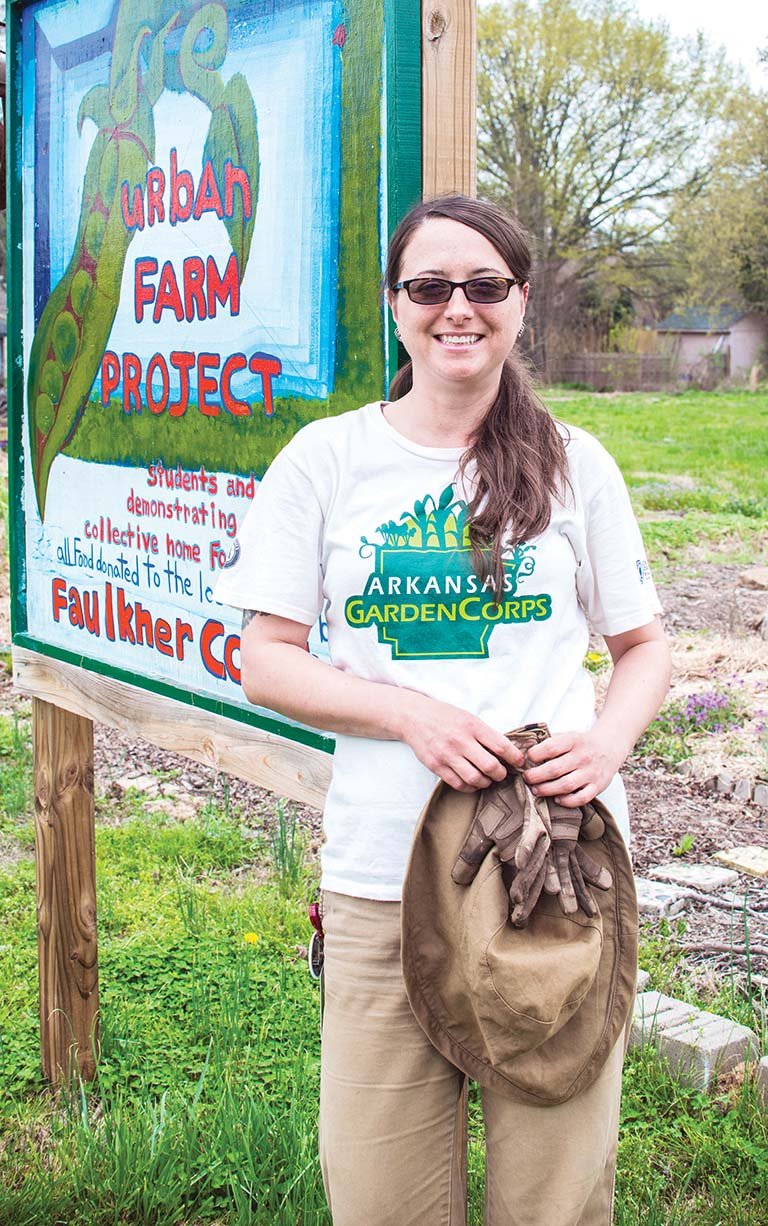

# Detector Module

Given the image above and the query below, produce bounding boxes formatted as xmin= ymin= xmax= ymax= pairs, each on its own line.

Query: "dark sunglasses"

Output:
xmin=392 ymin=276 xmax=525 ymax=305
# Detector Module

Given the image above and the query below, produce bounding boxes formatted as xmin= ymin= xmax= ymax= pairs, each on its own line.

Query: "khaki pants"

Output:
xmin=319 ymin=891 xmax=624 ymax=1226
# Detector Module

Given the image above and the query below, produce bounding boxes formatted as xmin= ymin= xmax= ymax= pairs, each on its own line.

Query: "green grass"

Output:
xmin=0 ymin=713 xmax=33 ymax=823
xmin=544 ymin=389 xmax=768 ymax=581
xmin=546 ymin=389 xmax=768 ymax=504
xmin=0 ymin=739 xmax=766 ymax=1226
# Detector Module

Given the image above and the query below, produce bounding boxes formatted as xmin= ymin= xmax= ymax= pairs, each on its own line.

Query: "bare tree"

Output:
xmin=478 ymin=0 xmax=733 ymax=368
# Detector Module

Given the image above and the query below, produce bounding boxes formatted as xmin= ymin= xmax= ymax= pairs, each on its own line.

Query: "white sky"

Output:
xmin=633 ymin=0 xmax=767 ymax=87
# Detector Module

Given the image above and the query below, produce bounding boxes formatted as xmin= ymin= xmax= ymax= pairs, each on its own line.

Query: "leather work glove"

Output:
xmin=451 ymin=722 xmax=552 ymax=895
xmin=451 ymin=772 xmax=551 ymax=893
xmin=452 ymin=775 xmax=563 ymax=928
xmin=544 ymin=800 xmax=613 ymax=917
xmin=452 ymin=723 xmax=557 ymax=927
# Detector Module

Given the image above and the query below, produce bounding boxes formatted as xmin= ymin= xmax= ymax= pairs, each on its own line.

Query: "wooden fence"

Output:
xmin=548 ymin=353 xmax=674 ymax=391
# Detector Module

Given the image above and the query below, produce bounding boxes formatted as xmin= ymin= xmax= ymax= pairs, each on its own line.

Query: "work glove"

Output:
xmin=451 ymin=770 xmax=556 ymax=930
xmin=451 ymin=770 xmax=551 ymax=889
xmin=544 ymin=800 xmax=613 ymax=917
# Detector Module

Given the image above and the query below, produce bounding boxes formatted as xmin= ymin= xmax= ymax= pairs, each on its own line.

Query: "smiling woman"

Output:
xmin=213 ymin=193 xmax=672 ymax=1226
xmin=388 ymin=216 xmax=528 ymax=411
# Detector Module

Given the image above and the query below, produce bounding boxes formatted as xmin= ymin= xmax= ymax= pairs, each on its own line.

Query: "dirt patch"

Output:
xmin=656 ymin=563 xmax=768 ymax=636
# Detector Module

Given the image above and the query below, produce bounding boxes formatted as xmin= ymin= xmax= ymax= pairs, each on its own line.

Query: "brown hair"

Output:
xmin=385 ymin=195 xmax=569 ymax=598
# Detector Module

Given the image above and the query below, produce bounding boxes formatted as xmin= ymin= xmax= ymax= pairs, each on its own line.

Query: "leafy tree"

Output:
xmin=477 ymin=0 xmax=731 ymax=366
xmin=669 ymin=92 xmax=768 ymax=317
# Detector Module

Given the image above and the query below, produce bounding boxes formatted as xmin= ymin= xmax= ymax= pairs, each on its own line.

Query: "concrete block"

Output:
xmin=756 ymin=1057 xmax=768 ymax=1111
xmin=631 ymin=992 xmax=759 ymax=1091
xmin=660 ymin=1015 xmax=758 ymax=1090
xmin=732 ymin=778 xmax=754 ymax=801
xmin=715 ymin=774 xmax=734 ymax=795
xmin=648 ymin=862 xmax=739 ymax=892
xmin=636 ymin=968 xmax=651 ymax=993
xmin=630 ymin=992 xmax=696 ymax=1047
xmin=634 ymin=876 xmax=687 ymax=917
xmin=713 ymin=846 xmax=768 ymax=878
xmin=752 ymin=783 xmax=768 ymax=807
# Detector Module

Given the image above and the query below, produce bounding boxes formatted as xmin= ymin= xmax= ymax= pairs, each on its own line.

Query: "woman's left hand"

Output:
xmin=521 ymin=726 xmax=624 ymax=808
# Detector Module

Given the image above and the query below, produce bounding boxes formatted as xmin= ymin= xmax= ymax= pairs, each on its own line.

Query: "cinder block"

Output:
xmin=756 ymin=1057 xmax=768 ymax=1111
xmin=636 ymin=968 xmax=651 ymax=993
xmin=648 ymin=862 xmax=739 ymax=892
xmin=753 ymin=783 xmax=768 ymax=807
xmin=659 ymin=1015 xmax=758 ymax=1090
xmin=630 ymin=991 xmax=758 ymax=1091
xmin=634 ymin=876 xmax=687 ymax=917
xmin=630 ymin=992 xmax=696 ymax=1047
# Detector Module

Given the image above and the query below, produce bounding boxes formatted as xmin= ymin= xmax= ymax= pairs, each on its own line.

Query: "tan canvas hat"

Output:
xmin=401 ymin=750 xmax=638 ymax=1107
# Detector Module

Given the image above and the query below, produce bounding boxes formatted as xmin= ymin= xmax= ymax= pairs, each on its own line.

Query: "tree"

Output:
xmin=669 ymin=92 xmax=768 ymax=318
xmin=477 ymin=0 xmax=733 ymax=367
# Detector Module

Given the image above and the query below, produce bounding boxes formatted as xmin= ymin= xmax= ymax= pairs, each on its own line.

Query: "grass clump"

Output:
xmin=267 ymin=801 xmax=308 ymax=898
xmin=550 ymin=389 xmax=768 ymax=581
xmin=0 ymin=713 xmax=33 ymax=823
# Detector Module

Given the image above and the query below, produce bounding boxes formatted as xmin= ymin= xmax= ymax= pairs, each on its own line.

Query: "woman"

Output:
xmin=214 ymin=195 xmax=671 ymax=1225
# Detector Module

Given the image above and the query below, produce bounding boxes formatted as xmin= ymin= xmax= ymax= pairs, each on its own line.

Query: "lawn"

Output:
xmin=545 ymin=388 xmax=768 ymax=583
xmin=546 ymin=389 xmax=768 ymax=506
xmin=1 ymin=388 xmax=768 ymax=1223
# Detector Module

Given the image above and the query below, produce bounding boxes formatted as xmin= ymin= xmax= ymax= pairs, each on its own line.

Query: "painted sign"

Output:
xmin=9 ymin=0 xmax=420 ymax=743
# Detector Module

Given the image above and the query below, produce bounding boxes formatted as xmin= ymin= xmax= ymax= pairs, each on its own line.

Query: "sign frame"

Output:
xmin=7 ymin=0 xmax=423 ymax=755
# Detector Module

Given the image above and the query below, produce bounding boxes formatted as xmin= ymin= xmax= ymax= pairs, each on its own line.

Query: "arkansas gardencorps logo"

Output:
xmin=344 ymin=485 xmax=552 ymax=660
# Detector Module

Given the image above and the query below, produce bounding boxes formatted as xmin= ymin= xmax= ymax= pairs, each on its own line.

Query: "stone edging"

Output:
xmin=632 ymin=980 xmax=768 ymax=1111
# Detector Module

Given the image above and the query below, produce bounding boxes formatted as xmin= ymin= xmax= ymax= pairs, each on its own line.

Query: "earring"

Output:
xmin=517 ymin=320 xmax=526 ymax=339
xmin=395 ymin=327 xmax=402 ymax=340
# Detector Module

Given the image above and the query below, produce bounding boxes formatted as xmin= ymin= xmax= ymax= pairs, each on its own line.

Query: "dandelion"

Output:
xmin=243 ymin=932 xmax=260 ymax=945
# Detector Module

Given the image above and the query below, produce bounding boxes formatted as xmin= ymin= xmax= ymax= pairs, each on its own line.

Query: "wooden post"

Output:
xmin=33 ymin=698 xmax=98 ymax=1082
xmin=421 ymin=0 xmax=477 ymax=196
xmin=421 ymin=0 xmax=477 ymax=1181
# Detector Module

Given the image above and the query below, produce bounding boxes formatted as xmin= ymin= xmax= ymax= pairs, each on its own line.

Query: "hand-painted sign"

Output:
xmin=9 ymin=0 xmax=420 ymax=742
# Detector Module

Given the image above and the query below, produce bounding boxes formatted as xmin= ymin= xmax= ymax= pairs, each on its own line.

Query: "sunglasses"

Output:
xmin=392 ymin=276 xmax=525 ymax=305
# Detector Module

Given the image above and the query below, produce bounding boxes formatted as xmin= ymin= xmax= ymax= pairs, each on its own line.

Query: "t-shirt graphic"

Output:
xmin=344 ymin=484 xmax=552 ymax=660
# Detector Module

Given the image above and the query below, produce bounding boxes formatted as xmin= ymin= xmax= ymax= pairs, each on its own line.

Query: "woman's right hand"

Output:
xmin=395 ymin=690 xmax=524 ymax=792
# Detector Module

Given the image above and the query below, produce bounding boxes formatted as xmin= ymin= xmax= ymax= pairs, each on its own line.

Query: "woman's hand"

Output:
xmin=522 ymin=619 xmax=672 ymax=807
xmin=240 ymin=612 xmax=523 ymax=790
xmin=521 ymin=726 xmax=623 ymax=808
xmin=396 ymin=691 xmax=524 ymax=792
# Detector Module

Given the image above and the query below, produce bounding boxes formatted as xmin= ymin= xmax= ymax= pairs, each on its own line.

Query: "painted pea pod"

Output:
xmin=28 ymin=107 xmax=153 ymax=519
xmin=202 ymin=72 xmax=260 ymax=276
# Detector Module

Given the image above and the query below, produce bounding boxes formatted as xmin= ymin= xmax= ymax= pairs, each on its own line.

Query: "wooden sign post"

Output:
xmin=8 ymin=0 xmax=476 ymax=1084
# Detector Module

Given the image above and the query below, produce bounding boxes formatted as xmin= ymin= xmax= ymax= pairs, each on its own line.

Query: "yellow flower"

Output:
xmin=243 ymin=932 xmax=260 ymax=944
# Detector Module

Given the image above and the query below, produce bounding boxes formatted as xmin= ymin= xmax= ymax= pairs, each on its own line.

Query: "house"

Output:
xmin=656 ymin=307 xmax=768 ymax=380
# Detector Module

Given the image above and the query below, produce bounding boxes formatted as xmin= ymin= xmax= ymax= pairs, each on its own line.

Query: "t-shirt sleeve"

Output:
xmin=212 ymin=440 xmax=325 ymax=626
xmin=574 ymin=452 xmax=663 ymax=636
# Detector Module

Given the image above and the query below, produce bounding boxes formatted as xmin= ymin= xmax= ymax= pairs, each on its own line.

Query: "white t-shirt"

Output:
xmin=214 ymin=402 xmax=662 ymax=899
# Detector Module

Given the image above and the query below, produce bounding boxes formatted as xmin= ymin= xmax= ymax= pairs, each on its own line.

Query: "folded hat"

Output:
xmin=401 ymin=750 xmax=637 ymax=1106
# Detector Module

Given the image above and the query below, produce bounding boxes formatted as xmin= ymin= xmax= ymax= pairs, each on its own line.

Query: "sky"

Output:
xmin=633 ymin=0 xmax=767 ymax=87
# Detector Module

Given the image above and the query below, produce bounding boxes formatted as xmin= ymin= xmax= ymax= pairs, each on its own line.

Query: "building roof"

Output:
xmin=656 ymin=306 xmax=746 ymax=334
